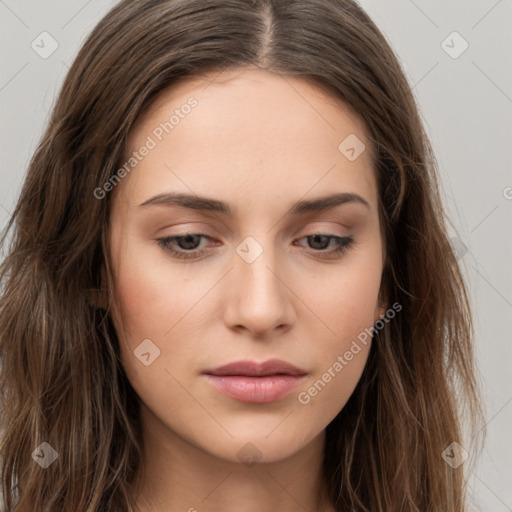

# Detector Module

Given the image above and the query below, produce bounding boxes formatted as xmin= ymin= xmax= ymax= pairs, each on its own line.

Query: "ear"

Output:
xmin=373 ymin=303 xmax=386 ymax=324
xmin=87 ymin=267 xmax=108 ymax=310
xmin=374 ymin=237 xmax=391 ymax=323
xmin=373 ymin=283 xmax=388 ymax=323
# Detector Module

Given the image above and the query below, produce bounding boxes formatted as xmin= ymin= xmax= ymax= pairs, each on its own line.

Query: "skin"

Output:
xmin=106 ymin=65 xmax=386 ymax=512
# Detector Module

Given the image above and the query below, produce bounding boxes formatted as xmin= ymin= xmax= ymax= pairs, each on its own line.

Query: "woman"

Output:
xmin=0 ymin=0 xmax=484 ymax=510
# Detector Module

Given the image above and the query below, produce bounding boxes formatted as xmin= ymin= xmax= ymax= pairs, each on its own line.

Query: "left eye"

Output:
xmin=156 ymin=233 xmax=354 ymax=260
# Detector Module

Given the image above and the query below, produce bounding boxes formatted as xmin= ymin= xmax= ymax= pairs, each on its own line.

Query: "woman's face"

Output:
xmin=107 ymin=66 xmax=385 ymax=464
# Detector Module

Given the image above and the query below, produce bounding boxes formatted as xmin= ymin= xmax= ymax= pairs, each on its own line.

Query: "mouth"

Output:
xmin=202 ymin=359 xmax=307 ymax=403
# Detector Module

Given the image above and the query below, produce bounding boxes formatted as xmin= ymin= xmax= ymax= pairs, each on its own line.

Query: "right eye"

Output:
xmin=157 ymin=233 xmax=214 ymax=260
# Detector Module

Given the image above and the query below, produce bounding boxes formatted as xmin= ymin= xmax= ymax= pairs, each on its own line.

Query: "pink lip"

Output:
xmin=202 ymin=359 xmax=307 ymax=403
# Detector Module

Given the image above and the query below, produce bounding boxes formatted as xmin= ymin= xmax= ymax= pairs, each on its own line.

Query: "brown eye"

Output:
xmin=156 ymin=233 xmax=354 ymax=261
xmin=157 ymin=234 xmax=212 ymax=260
xmin=294 ymin=234 xmax=354 ymax=257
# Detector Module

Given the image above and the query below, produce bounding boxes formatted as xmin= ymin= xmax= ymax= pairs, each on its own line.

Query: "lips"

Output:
xmin=202 ymin=359 xmax=307 ymax=403
xmin=203 ymin=358 xmax=307 ymax=377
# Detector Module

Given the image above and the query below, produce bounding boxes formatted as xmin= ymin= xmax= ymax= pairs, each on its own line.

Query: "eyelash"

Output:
xmin=156 ymin=233 xmax=354 ymax=260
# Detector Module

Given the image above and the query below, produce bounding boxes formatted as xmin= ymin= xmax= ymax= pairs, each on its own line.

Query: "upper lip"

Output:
xmin=203 ymin=359 xmax=307 ymax=377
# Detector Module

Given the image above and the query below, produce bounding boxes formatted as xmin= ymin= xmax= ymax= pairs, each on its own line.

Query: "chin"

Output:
xmin=195 ymin=424 xmax=321 ymax=465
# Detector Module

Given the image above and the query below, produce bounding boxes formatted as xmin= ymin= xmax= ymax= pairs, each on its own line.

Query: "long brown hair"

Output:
xmin=0 ymin=0 xmax=485 ymax=510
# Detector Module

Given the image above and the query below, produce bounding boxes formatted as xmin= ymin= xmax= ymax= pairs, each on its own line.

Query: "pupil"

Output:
xmin=179 ymin=235 xmax=200 ymax=250
xmin=309 ymin=234 xmax=328 ymax=250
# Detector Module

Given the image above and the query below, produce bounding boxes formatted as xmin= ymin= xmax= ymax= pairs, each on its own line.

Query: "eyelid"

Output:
xmin=156 ymin=231 xmax=354 ymax=261
xmin=291 ymin=220 xmax=353 ymax=236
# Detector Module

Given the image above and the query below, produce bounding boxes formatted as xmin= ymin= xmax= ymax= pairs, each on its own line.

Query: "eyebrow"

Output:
xmin=138 ymin=191 xmax=370 ymax=215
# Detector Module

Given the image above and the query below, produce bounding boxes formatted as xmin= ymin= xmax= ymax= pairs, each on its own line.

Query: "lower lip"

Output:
xmin=203 ymin=374 xmax=306 ymax=403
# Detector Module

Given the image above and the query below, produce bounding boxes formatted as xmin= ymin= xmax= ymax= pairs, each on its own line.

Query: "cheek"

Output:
xmin=110 ymin=242 xmax=194 ymax=343
xmin=293 ymin=250 xmax=381 ymax=411
xmin=109 ymin=242 xmax=215 ymax=388
xmin=295 ymin=282 xmax=376 ymax=418
xmin=298 ymin=250 xmax=383 ymax=342
xmin=297 ymin=343 xmax=370 ymax=416
xmin=110 ymin=255 xmax=190 ymax=410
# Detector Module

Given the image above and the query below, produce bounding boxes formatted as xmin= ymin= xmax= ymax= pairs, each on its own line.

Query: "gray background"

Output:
xmin=0 ymin=1 xmax=511 ymax=510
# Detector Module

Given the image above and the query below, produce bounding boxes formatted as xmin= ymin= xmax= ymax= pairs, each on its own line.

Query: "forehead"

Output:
xmin=130 ymin=67 xmax=371 ymax=153
xmin=116 ymin=67 xmax=377 ymax=215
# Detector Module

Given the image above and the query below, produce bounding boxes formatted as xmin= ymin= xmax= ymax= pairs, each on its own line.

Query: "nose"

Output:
xmin=223 ymin=238 xmax=294 ymax=338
